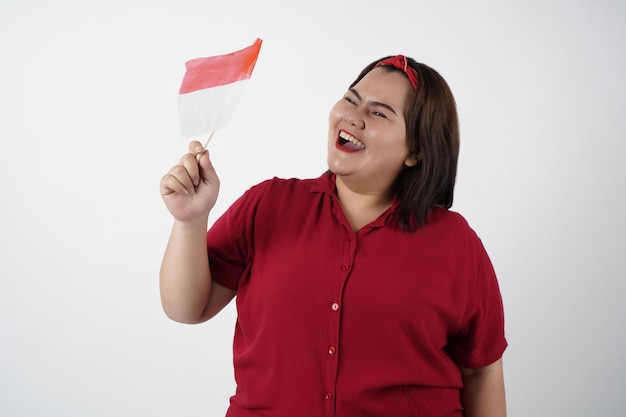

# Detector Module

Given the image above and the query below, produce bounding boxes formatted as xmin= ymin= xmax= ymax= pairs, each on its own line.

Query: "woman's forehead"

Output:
xmin=352 ymin=68 xmax=412 ymax=108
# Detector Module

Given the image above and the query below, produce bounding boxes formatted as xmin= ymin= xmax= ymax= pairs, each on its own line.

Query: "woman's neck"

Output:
xmin=335 ymin=176 xmax=394 ymax=232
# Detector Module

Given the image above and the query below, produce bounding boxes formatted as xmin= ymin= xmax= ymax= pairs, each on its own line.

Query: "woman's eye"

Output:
xmin=344 ymin=97 xmax=356 ymax=105
xmin=372 ymin=111 xmax=387 ymax=119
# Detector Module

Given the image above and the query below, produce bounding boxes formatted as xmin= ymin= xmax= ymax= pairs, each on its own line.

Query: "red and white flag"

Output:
xmin=178 ymin=38 xmax=263 ymax=140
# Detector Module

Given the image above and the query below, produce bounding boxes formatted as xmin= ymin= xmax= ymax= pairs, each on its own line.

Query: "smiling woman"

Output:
xmin=159 ymin=54 xmax=507 ymax=417
xmin=327 ymin=67 xmax=417 ymax=224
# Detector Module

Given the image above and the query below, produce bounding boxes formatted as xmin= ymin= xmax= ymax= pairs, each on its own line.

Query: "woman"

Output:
xmin=160 ymin=55 xmax=507 ymax=417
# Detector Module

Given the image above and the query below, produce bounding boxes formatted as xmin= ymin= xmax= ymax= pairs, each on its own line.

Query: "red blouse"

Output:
xmin=207 ymin=173 xmax=507 ymax=417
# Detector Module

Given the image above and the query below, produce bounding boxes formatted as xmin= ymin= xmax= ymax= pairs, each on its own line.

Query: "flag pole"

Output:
xmin=196 ymin=131 xmax=215 ymax=161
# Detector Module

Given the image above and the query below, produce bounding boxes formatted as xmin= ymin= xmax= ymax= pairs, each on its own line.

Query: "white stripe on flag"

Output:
xmin=178 ymin=79 xmax=249 ymax=140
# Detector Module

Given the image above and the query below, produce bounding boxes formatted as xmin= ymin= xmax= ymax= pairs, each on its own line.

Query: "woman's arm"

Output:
xmin=160 ymin=218 xmax=236 ymax=324
xmin=460 ymin=357 xmax=506 ymax=417
xmin=159 ymin=142 xmax=236 ymax=323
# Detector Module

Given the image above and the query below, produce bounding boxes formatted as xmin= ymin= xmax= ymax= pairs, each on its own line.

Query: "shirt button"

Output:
xmin=341 ymin=264 xmax=349 ymax=270
xmin=331 ymin=302 xmax=340 ymax=311
xmin=328 ymin=346 xmax=336 ymax=355
xmin=324 ymin=392 xmax=333 ymax=400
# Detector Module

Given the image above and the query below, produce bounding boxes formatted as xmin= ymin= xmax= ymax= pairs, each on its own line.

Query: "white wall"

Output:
xmin=1 ymin=1 xmax=624 ymax=416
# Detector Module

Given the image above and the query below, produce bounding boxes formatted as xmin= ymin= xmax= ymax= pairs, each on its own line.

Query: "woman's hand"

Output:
xmin=160 ymin=141 xmax=220 ymax=223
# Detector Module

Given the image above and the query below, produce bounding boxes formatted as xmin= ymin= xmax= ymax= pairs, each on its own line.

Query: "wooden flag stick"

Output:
xmin=196 ymin=131 xmax=215 ymax=161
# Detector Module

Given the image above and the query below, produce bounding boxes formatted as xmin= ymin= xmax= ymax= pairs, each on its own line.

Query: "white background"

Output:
xmin=1 ymin=1 xmax=624 ymax=416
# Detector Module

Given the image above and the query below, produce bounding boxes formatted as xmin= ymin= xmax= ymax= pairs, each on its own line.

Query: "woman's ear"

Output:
xmin=404 ymin=152 xmax=422 ymax=167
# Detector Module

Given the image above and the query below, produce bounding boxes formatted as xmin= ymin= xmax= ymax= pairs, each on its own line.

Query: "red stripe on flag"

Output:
xmin=179 ymin=38 xmax=263 ymax=94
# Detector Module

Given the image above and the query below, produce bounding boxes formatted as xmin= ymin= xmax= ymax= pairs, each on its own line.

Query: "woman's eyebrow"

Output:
xmin=349 ymin=88 xmax=398 ymax=116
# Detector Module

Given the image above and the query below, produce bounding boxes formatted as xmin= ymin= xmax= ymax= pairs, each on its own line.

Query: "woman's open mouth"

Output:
xmin=336 ymin=130 xmax=366 ymax=152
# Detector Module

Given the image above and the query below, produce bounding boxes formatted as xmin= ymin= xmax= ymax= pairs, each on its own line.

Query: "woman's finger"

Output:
xmin=180 ymin=153 xmax=201 ymax=187
xmin=160 ymin=172 xmax=190 ymax=196
xmin=165 ymin=164 xmax=195 ymax=194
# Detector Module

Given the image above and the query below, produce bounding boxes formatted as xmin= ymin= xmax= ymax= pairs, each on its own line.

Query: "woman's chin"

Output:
xmin=326 ymin=157 xmax=346 ymax=176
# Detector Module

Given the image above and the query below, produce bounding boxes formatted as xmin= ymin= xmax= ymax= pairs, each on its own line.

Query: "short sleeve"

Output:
xmin=446 ymin=244 xmax=507 ymax=369
xmin=206 ymin=181 xmax=268 ymax=291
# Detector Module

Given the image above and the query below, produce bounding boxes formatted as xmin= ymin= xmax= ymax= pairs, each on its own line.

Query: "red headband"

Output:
xmin=374 ymin=55 xmax=418 ymax=90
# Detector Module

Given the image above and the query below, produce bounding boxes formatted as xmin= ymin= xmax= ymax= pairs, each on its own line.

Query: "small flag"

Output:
xmin=178 ymin=38 xmax=263 ymax=140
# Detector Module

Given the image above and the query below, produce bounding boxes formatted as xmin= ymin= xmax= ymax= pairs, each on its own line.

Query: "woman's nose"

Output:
xmin=343 ymin=110 xmax=365 ymax=129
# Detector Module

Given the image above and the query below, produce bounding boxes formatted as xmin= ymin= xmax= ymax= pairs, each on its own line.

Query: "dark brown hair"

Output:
xmin=349 ymin=57 xmax=460 ymax=231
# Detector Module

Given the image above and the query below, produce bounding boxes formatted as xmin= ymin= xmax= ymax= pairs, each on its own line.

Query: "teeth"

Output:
xmin=339 ymin=131 xmax=365 ymax=149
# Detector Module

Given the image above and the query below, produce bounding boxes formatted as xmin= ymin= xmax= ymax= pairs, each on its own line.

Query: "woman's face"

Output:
xmin=327 ymin=67 xmax=416 ymax=194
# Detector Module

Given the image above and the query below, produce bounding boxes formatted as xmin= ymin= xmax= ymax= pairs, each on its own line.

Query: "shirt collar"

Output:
xmin=309 ymin=171 xmax=336 ymax=195
xmin=310 ymin=172 xmax=400 ymax=227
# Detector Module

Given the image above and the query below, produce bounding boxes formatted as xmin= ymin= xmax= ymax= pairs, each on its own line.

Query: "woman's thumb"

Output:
xmin=197 ymin=150 xmax=219 ymax=184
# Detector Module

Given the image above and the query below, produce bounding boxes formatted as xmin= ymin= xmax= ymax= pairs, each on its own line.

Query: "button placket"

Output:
xmin=323 ymin=230 xmax=356 ymax=414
